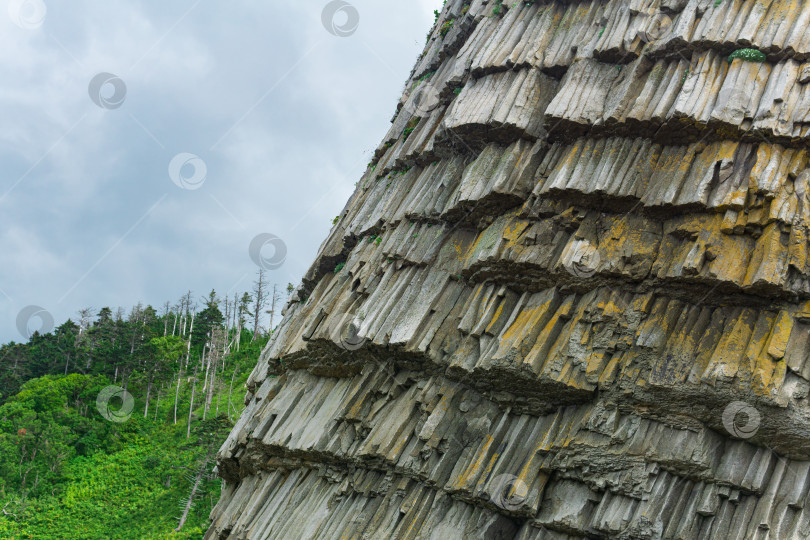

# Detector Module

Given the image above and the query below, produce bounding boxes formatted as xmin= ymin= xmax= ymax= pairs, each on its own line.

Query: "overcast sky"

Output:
xmin=1 ymin=0 xmax=439 ymax=342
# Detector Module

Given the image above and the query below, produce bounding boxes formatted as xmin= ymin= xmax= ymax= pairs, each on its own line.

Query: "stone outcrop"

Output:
xmin=206 ymin=1 xmax=810 ymax=538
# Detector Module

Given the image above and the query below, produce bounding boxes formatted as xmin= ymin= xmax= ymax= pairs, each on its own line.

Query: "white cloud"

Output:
xmin=0 ymin=0 xmax=439 ymax=341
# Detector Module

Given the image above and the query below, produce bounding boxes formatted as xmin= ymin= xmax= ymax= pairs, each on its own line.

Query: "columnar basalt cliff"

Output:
xmin=206 ymin=1 xmax=810 ymax=538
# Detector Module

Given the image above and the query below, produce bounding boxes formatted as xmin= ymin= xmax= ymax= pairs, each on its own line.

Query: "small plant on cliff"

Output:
xmin=333 ymin=262 xmax=345 ymax=274
xmin=728 ymin=48 xmax=766 ymax=63
xmin=410 ymin=70 xmax=435 ymax=92
xmin=492 ymin=0 xmax=504 ymax=15
xmin=402 ymin=117 xmax=421 ymax=141
xmin=440 ymin=18 xmax=455 ymax=37
xmin=418 ymin=71 xmax=435 ymax=84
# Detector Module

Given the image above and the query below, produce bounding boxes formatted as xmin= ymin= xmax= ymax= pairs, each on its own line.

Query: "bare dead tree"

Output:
xmin=185 ymin=310 xmax=196 ymax=369
xmin=186 ymin=362 xmax=198 ymax=439
xmin=173 ymin=371 xmax=182 ymax=425
xmin=200 ymin=341 xmax=209 ymax=394
xmin=161 ymin=301 xmax=171 ymax=336
xmin=75 ymin=308 xmax=93 ymax=371
xmin=203 ymin=328 xmax=224 ymax=420
xmin=251 ymin=269 xmax=268 ymax=341
xmin=1 ymin=501 xmax=17 ymax=518
xmin=175 ymin=466 xmax=205 ymax=532
xmin=171 ymin=302 xmax=180 ymax=336
xmin=173 ymin=309 xmax=195 ymax=424
xmin=265 ymin=284 xmax=280 ymax=336
xmin=227 ymin=368 xmax=237 ymax=421
xmin=174 ymin=418 xmax=227 ymax=532
xmin=179 ymin=291 xmax=193 ymax=337
xmin=222 ymin=297 xmax=230 ymax=354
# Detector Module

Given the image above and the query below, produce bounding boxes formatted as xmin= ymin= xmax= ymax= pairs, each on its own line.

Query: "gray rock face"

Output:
xmin=206 ymin=1 xmax=810 ymax=538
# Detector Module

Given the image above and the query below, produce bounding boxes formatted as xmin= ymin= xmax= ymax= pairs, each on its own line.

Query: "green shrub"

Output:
xmin=440 ymin=19 xmax=454 ymax=37
xmin=728 ymin=48 xmax=766 ymax=63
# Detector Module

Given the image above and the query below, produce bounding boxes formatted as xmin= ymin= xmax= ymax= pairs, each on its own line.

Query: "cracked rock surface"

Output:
xmin=206 ymin=1 xmax=810 ymax=538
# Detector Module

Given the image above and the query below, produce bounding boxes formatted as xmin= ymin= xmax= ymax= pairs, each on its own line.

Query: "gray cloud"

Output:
xmin=0 ymin=0 xmax=437 ymax=341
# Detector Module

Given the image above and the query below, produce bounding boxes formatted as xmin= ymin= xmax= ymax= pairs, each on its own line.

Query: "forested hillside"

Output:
xmin=0 ymin=277 xmax=283 ymax=539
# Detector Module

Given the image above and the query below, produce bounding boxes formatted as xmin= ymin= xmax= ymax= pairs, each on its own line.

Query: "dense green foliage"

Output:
xmin=0 ymin=292 xmax=274 ymax=538
xmin=728 ymin=48 xmax=766 ymax=63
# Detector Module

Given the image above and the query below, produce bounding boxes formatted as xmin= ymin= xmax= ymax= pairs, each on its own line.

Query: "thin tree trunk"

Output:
xmin=204 ymin=354 xmax=217 ymax=420
xmin=231 ymin=292 xmax=238 ymax=350
xmin=174 ymin=463 xmax=205 ymax=532
xmin=269 ymin=284 xmax=278 ymax=333
xmin=173 ymin=371 xmax=182 ymax=424
xmin=223 ymin=298 xmax=230 ymax=354
xmin=252 ymin=268 xmax=266 ymax=340
xmin=227 ymin=368 xmax=237 ymax=421
xmin=202 ymin=344 xmax=210 ymax=394
xmin=185 ymin=311 xmax=196 ymax=369
xmin=187 ymin=366 xmax=197 ymax=439
xmin=144 ymin=377 xmax=152 ymax=418
xmin=216 ymin=378 xmax=222 ymax=416
xmin=163 ymin=302 xmax=170 ymax=336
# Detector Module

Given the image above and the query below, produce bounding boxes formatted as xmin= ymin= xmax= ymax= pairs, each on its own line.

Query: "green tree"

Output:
xmin=141 ymin=336 xmax=185 ymax=418
xmin=192 ymin=290 xmax=224 ymax=349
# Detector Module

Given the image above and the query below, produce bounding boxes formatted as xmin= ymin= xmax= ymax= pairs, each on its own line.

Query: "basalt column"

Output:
xmin=206 ymin=1 xmax=810 ymax=538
